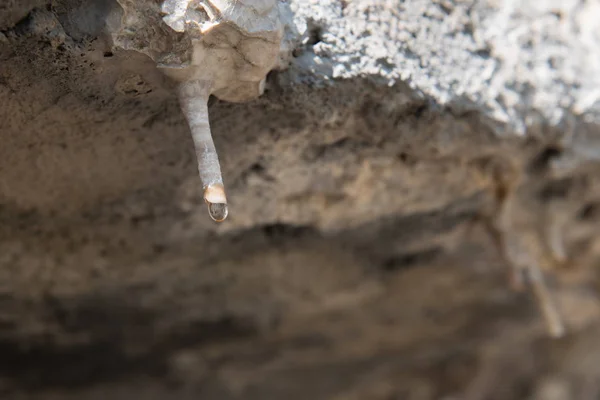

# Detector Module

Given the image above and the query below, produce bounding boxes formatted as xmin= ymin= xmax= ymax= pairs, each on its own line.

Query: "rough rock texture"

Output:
xmin=290 ymin=0 xmax=600 ymax=133
xmin=1 ymin=1 xmax=600 ymax=399
xmin=0 ymin=0 xmax=47 ymax=30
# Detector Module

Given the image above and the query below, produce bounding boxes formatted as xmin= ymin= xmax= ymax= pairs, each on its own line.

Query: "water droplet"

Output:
xmin=207 ymin=202 xmax=228 ymax=222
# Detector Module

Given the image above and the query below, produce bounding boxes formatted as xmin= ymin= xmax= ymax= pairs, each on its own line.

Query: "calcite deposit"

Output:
xmin=113 ymin=0 xmax=294 ymax=221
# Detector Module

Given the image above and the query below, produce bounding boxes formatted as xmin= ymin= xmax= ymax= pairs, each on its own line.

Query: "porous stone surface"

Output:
xmin=290 ymin=0 xmax=600 ymax=134
xmin=1 ymin=1 xmax=600 ymax=399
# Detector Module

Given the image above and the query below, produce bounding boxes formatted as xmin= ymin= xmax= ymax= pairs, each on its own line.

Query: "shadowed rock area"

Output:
xmin=1 ymin=1 xmax=600 ymax=399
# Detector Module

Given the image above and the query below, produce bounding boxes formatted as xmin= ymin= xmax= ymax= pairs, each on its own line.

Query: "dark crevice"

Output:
xmin=473 ymin=47 xmax=492 ymax=58
xmin=577 ymin=201 xmax=600 ymax=221
xmin=238 ymin=160 xmax=275 ymax=183
xmin=302 ymin=137 xmax=368 ymax=162
xmin=292 ymin=20 xmax=325 ymax=57
xmin=528 ymin=145 xmax=563 ymax=174
xmin=0 ymin=294 xmax=256 ymax=391
xmin=306 ymin=25 xmax=323 ymax=46
xmin=397 ymin=151 xmax=418 ymax=166
xmin=438 ymin=2 xmax=453 ymax=15
xmin=381 ymin=246 xmax=443 ymax=272
xmin=2 ymin=9 xmax=36 ymax=36
xmin=261 ymin=223 xmax=316 ymax=240
xmin=341 ymin=193 xmax=484 ymax=255
xmin=537 ymin=177 xmax=574 ymax=201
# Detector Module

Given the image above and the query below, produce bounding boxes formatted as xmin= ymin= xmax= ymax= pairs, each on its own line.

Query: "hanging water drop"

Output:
xmin=207 ymin=202 xmax=228 ymax=222
xmin=204 ymin=183 xmax=228 ymax=222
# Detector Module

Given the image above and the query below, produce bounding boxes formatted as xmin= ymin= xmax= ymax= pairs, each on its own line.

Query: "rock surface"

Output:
xmin=1 ymin=1 xmax=600 ymax=399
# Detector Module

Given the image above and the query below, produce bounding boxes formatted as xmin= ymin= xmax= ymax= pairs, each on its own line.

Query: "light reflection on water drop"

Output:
xmin=207 ymin=202 xmax=228 ymax=222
